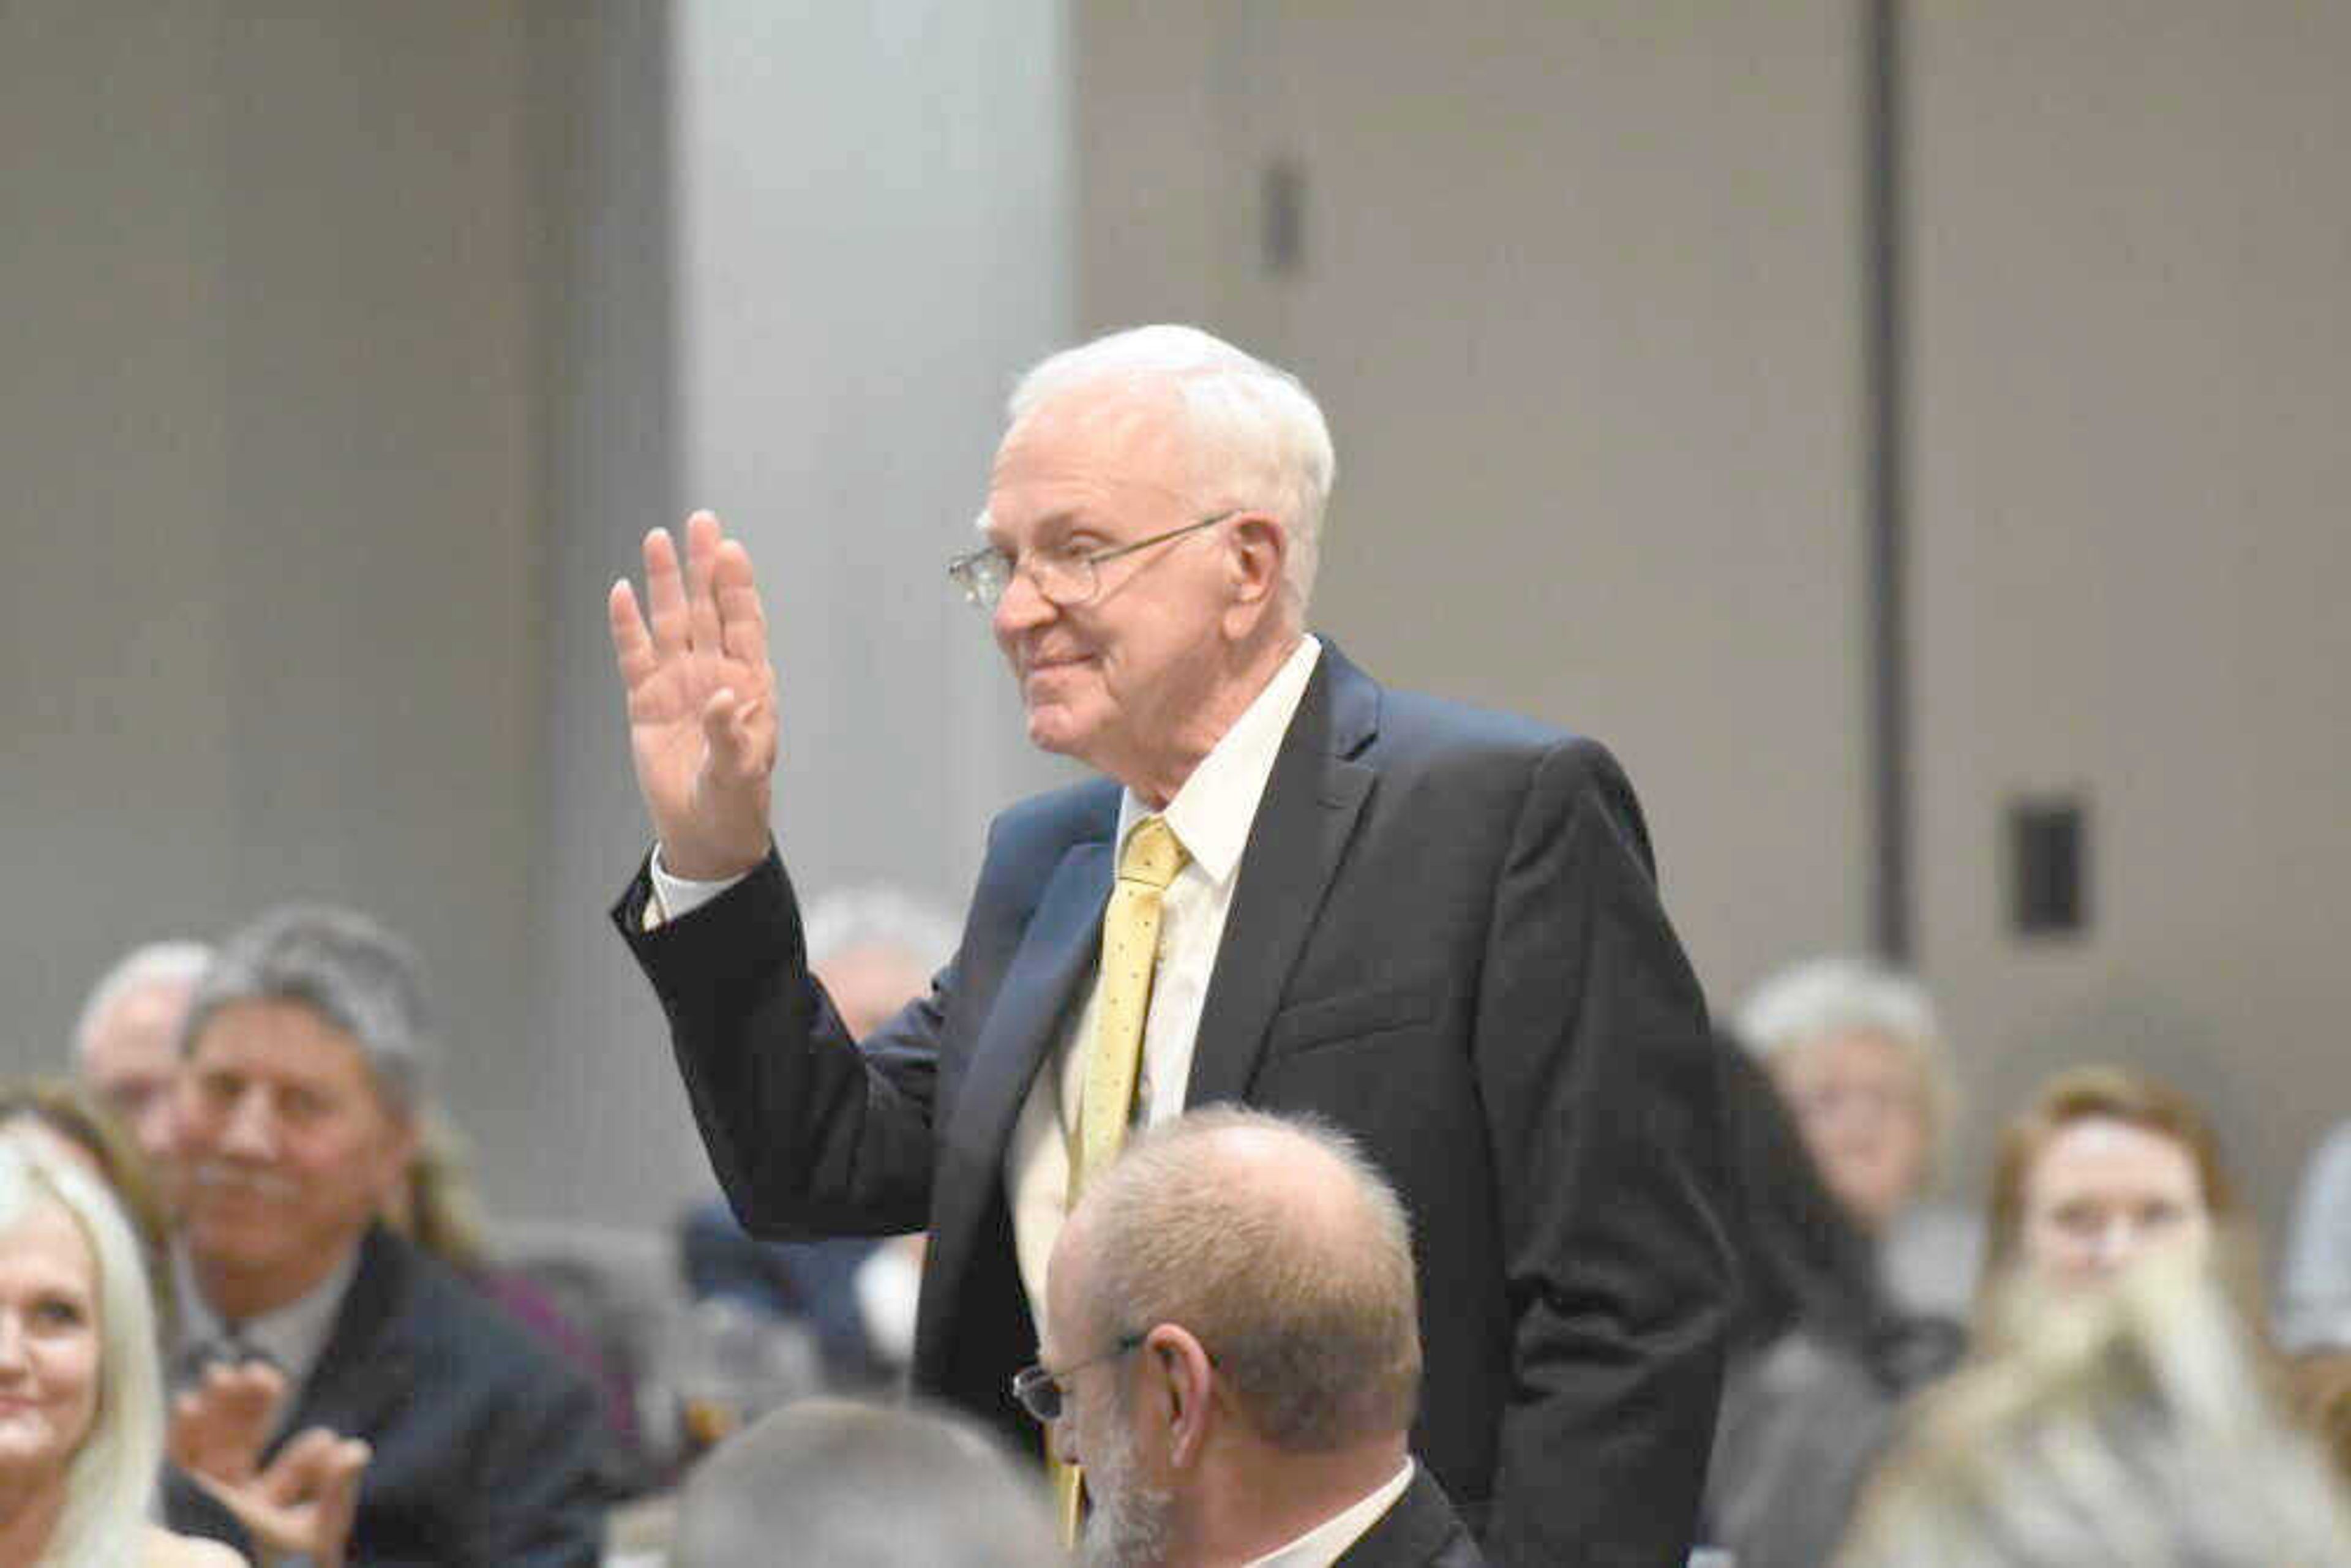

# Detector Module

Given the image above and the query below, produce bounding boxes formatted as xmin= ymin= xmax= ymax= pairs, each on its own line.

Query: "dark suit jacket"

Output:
xmin=1338 ymin=1467 xmax=1489 ymax=1567
xmin=168 ymin=1225 xmax=607 ymax=1568
xmin=617 ymin=645 xmax=1729 ymax=1566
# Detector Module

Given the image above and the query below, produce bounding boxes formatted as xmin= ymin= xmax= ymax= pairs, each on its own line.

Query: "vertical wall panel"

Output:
xmin=1909 ymin=2 xmax=2351 ymax=1235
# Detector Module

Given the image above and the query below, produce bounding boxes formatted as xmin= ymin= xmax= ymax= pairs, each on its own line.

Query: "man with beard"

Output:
xmin=1026 ymin=1106 xmax=1482 ymax=1567
xmin=163 ymin=904 xmax=607 ymax=1567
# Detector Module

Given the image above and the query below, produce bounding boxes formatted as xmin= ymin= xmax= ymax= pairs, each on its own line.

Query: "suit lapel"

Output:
xmin=1186 ymin=644 xmax=1379 ymax=1108
xmin=276 ymin=1226 xmax=414 ymax=1453
xmin=922 ymin=824 xmax=1115 ymax=1338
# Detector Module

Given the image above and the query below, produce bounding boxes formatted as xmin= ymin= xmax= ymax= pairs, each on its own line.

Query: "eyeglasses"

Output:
xmin=947 ymin=511 xmax=1237 ymax=612
xmin=1009 ymin=1332 xmax=1145 ymax=1425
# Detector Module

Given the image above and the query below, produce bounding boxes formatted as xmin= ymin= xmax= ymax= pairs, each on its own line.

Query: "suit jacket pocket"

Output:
xmin=1265 ymin=983 xmax=1441 ymax=1059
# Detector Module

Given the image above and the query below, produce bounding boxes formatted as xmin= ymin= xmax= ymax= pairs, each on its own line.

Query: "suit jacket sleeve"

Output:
xmin=615 ymin=850 xmax=945 ymax=1237
xmin=1475 ymin=738 xmax=1731 ymax=1566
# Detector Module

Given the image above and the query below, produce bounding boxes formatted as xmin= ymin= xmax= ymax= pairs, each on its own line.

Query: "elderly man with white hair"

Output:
xmin=611 ymin=324 xmax=1729 ymax=1566
xmin=73 ymin=939 xmax=214 ymax=1173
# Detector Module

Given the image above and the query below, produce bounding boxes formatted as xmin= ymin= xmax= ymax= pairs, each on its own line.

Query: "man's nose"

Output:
xmin=220 ymin=1087 xmax=280 ymax=1158
xmin=991 ymin=566 xmax=1056 ymax=640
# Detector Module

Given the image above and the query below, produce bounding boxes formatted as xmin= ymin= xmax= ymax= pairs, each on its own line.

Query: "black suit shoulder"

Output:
xmin=1337 ymin=1467 xmax=1490 ymax=1568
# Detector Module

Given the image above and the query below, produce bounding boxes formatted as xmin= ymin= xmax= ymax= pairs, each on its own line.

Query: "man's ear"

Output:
xmin=1142 ymin=1323 xmax=1218 ymax=1471
xmin=1220 ymin=513 xmax=1290 ymax=631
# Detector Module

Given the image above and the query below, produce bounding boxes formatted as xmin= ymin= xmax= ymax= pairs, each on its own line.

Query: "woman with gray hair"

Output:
xmin=1736 ymin=955 xmax=1979 ymax=1316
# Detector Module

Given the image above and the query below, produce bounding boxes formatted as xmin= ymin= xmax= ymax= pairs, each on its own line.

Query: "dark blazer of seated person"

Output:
xmin=168 ymin=1223 xmax=607 ymax=1568
xmin=1340 ymin=1466 xmax=1488 ymax=1568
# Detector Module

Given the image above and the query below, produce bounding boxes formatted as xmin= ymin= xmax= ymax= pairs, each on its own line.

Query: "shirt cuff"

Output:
xmin=645 ymin=845 xmax=751 ymax=930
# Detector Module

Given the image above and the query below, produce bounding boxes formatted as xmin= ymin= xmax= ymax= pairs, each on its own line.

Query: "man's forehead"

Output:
xmin=991 ymin=391 xmax=1192 ymax=504
xmin=190 ymin=999 xmax=371 ymax=1079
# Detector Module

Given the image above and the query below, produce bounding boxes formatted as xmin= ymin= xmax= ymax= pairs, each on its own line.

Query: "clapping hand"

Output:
xmin=171 ymin=1362 xmax=370 ymax=1568
xmin=608 ymin=511 xmax=781 ymax=880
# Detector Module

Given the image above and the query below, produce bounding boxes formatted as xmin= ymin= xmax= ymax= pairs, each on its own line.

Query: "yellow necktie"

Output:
xmin=1073 ymin=814 xmax=1188 ymax=1200
xmin=1054 ymin=813 xmax=1187 ymax=1542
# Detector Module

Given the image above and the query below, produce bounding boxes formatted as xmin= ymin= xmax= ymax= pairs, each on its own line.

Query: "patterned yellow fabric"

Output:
xmin=1073 ymin=814 xmax=1188 ymax=1199
xmin=1054 ymin=812 xmax=1187 ymax=1545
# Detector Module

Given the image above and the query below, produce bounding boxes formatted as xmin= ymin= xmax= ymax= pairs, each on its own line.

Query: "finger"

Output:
xmin=642 ymin=525 xmax=689 ymax=658
xmin=608 ymin=579 xmax=658 ymax=689
xmin=686 ymin=509 xmax=725 ymax=655
xmin=701 ymin=688 xmax=747 ymax=775
xmin=712 ymin=538 xmax=771 ymax=667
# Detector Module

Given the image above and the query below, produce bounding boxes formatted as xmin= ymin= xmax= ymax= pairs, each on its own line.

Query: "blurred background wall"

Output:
xmin=4 ymin=1 xmax=2345 ymax=1245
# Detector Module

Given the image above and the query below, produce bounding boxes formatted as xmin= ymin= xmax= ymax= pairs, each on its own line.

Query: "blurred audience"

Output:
xmin=2281 ymin=1117 xmax=2351 ymax=1351
xmin=1700 ymin=1044 xmax=1963 ymax=1568
xmin=669 ymin=1397 xmax=1061 ymax=1568
xmin=73 ymin=939 xmax=211 ymax=1186
xmin=1040 ymin=1106 xmax=1483 ymax=1568
xmin=1735 ymin=956 xmax=1979 ymax=1316
xmin=0 ymin=1137 xmax=247 ymax=1566
xmin=677 ymin=885 xmax=954 ymax=1392
xmin=158 ymin=904 xmax=608 ymax=1567
xmin=1837 ymin=1258 xmax=2351 ymax=1567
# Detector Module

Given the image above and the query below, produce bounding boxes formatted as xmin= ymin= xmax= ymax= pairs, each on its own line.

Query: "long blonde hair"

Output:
xmin=0 ymin=1139 xmax=162 ymax=1567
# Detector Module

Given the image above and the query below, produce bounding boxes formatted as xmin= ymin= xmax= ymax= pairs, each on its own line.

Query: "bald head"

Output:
xmin=672 ymin=1398 xmax=1059 ymax=1568
xmin=1058 ymin=1108 xmax=1421 ymax=1450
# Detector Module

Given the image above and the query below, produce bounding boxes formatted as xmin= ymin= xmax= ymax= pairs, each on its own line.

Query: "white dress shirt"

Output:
xmin=650 ymin=634 xmax=1325 ymax=1333
xmin=1002 ymin=634 xmax=1322 ymax=1321
xmin=1244 ymin=1458 xmax=1415 ymax=1568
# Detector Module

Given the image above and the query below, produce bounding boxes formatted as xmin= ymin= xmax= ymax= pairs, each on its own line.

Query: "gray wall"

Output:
xmin=1907 ymin=1 xmax=2351 ymax=1234
xmin=533 ymin=0 xmax=1076 ymax=1217
xmin=3 ymin=2 xmax=544 ymax=1209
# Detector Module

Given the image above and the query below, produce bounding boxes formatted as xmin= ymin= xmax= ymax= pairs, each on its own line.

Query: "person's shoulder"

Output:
xmin=372 ymin=1231 xmax=596 ymax=1397
xmin=983 ymin=776 xmax=1122 ymax=861
xmin=144 ymin=1525 xmax=249 ymax=1567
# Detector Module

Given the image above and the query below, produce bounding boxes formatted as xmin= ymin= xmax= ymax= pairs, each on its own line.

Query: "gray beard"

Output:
xmin=1078 ymin=1415 xmax=1176 ymax=1568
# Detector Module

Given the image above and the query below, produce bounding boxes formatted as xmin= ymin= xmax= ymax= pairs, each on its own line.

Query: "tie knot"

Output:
xmin=1119 ymin=816 xmax=1187 ymax=891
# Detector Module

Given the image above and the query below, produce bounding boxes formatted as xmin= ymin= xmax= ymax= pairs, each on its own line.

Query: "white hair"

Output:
xmin=72 ymin=941 xmax=213 ymax=1063
xmin=1736 ymin=955 xmax=1957 ymax=1172
xmin=0 ymin=1139 xmax=163 ymax=1567
xmin=800 ymin=885 xmax=961 ymax=975
xmin=1006 ymin=324 xmax=1337 ymax=608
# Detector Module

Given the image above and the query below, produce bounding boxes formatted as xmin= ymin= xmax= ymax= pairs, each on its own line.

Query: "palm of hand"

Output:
xmin=610 ymin=513 xmax=781 ymax=877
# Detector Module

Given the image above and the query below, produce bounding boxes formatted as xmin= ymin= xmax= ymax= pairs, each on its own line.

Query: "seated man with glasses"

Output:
xmin=607 ymin=323 xmax=1727 ymax=1566
xmin=1030 ymin=1106 xmax=1482 ymax=1567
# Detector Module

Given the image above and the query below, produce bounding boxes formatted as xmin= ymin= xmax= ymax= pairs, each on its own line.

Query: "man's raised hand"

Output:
xmin=608 ymin=511 xmax=780 ymax=880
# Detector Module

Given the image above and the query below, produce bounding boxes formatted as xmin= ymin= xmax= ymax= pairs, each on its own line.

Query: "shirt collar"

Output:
xmin=1119 ymin=635 xmax=1322 ymax=883
xmin=1243 ymin=1458 xmax=1416 ymax=1568
xmin=173 ymin=1236 xmax=364 ymax=1395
